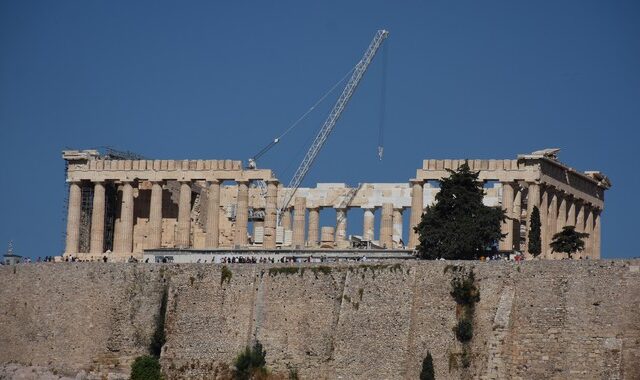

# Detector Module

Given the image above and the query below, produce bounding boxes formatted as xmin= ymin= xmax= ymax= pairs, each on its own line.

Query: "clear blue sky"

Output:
xmin=1 ymin=1 xmax=638 ymax=259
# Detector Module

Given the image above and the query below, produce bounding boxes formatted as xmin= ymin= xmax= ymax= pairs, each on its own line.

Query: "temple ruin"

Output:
xmin=62 ymin=149 xmax=610 ymax=261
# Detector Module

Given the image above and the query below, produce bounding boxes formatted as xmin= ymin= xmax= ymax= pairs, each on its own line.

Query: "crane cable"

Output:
xmin=377 ymin=41 xmax=388 ymax=161
xmin=251 ymin=66 xmax=356 ymax=162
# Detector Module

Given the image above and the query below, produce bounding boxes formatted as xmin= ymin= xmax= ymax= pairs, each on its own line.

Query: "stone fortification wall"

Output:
xmin=1 ymin=261 xmax=638 ymax=379
xmin=0 ymin=264 xmax=167 ymax=377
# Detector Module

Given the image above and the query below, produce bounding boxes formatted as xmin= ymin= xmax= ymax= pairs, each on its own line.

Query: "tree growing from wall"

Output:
xmin=550 ymin=225 xmax=589 ymax=258
xmin=527 ymin=206 xmax=542 ymax=256
xmin=414 ymin=162 xmax=506 ymax=260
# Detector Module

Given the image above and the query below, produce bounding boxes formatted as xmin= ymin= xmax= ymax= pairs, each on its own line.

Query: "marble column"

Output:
xmin=575 ymin=202 xmax=586 ymax=234
xmin=282 ymin=208 xmax=292 ymax=231
xmin=292 ymin=196 xmax=307 ymax=248
xmin=234 ymin=180 xmax=249 ymax=246
xmin=557 ymin=192 xmax=567 ymax=231
xmin=525 ymin=183 xmax=540 ymax=255
xmin=176 ymin=181 xmax=192 ymax=248
xmin=593 ymin=209 xmax=601 ymax=259
xmin=584 ymin=205 xmax=594 ymax=258
xmin=307 ymin=207 xmax=320 ymax=247
xmin=147 ymin=181 xmax=163 ymax=249
xmin=89 ymin=181 xmax=106 ymax=254
xmin=336 ymin=208 xmax=348 ymax=244
xmin=512 ymin=186 xmax=522 ymax=252
xmin=363 ymin=208 xmax=375 ymax=241
xmin=65 ymin=182 xmax=82 ymax=255
xmin=115 ymin=182 xmax=134 ymax=254
xmin=499 ymin=182 xmax=514 ymax=251
xmin=263 ymin=180 xmax=278 ymax=249
xmin=380 ymin=203 xmax=394 ymax=248
xmin=205 ymin=180 xmax=221 ymax=248
xmin=408 ymin=180 xmax=424 ymax=248
xmin=539 ymin=188 xmax=549 ymax=256
xmin=393 ymin=208 xmax=403 ymax=248
xmin=253 ymin=221 xmax=264 ymax=243
xmin=566 ymin=197 xmax=576 ymax=227
xmin=546 ymin=190 xmax=558 ymax=257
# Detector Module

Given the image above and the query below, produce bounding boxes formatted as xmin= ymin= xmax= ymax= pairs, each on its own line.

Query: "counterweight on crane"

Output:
xmin=277 ymin=29 xmax=389 ymax=219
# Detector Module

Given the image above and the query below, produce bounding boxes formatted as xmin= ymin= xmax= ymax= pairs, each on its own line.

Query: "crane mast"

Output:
xmin=278 ymin=29 xmax=389 ymax=217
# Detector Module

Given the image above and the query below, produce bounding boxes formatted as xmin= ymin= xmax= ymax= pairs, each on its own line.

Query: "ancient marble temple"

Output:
xmin=62 ymin=149 xmax=610 ymax=261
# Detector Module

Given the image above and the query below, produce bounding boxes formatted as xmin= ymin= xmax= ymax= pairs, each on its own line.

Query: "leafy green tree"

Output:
xmin=550 ymin=226 xmax=589 ymax=258
xmin=415 ymin=162 xmax=506 ymax=260
xmin=420 ymin=351 xmax=435 ymax=380
xmin=234 ymin=341 xmax=267 ymax=380
xmin=131 ymin=355 xmax=162 ymax=380
xmin=527 ymin=206 xmax=542 ymax=256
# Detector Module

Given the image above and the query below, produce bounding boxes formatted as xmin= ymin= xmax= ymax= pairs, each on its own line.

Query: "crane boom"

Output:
xmin=279 ymin=29 xmax=389 ymax=215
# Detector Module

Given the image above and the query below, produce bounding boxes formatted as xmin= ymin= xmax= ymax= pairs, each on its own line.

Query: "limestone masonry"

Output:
xmin=62 ymin=149 xmax=611 ymax=261
xmin=0 ymin=260 xmax=638 ymax=379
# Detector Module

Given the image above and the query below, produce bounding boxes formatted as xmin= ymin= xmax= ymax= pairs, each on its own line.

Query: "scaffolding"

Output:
xmin=78 ymin=182 xmax=94 ymax=253
xmin=62 ymin=147 xmax=146 ymax=254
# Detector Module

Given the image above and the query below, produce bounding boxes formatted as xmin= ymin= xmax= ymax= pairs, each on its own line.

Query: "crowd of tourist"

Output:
xmin=220 ymin=256 xmax=304 ymax=264
xmin=7 ymin=253 xmax=528 ymax=265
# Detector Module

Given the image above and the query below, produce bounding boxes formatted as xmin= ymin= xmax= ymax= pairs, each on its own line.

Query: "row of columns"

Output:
xmin=535 ymin=185 xmax=601 ymax=258
xmin=65 ymin=178 xmax=601 ymax=257
xmin=281 ymin=197 xmax=404 ymax=249
xmin=65 ymin=179 xmax=232 ymax=255
xmin=67 ymin=177 xmax=474 ymax=254
xmin=405 ymin=179 xmax=602 ymax=258
xmin=504 ymin=182 xmax=602 ymax=258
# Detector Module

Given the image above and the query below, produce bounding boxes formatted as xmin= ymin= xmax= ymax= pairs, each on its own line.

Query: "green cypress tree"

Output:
xmin=527 ymin=206 xmax=542 ymax=256
xmin=420 ymin=351 xmax=435 ymax=380
xmin=414 ymin=162 xmax=506 ymax=260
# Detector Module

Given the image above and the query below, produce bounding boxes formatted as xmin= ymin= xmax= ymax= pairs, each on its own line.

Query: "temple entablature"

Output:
xmin=63 ymin=150 xmax=274 ymax=183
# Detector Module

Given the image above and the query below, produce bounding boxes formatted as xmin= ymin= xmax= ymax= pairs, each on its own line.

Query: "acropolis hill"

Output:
xmin=61 ymin=148 xmax=610 ymax=261
xmin=0 ymin=260 xmax=638 ymax=379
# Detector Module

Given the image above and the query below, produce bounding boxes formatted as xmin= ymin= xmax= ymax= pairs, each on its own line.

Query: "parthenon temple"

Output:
xmin=62 ymin=149 xmax=610 ymax=261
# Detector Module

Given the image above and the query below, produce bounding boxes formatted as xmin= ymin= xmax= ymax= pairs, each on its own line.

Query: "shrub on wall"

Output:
xmin=450 ymin=269 xmax=480 ymax=307
xmin=454 ymin=319 xmax=474 ymax=342
xmin=131 ymin=355 xmax=162 ymax=380
xmin=449 ymin=267 xmax=479 ymax=371
xmin=221 ymin=266 xmax=233 ymax=285
xmin=234 ymin=341 xmax=267 ymax=380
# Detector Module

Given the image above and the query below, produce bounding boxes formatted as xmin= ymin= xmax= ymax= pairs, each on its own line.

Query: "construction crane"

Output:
xmin=277 ymin=29 xmax=389 ymax=219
